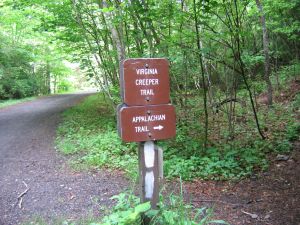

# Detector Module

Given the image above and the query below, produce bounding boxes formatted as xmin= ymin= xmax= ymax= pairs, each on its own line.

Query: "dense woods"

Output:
xmin=43 ymin=0 xmax=298 ymax=179
xmin=0 ymin=0 xmax=299 ymax=224
xmin=0 ymin=1 xmax=74 ymax=99
xmin=1 ymin=0 xmax=299 ymax=178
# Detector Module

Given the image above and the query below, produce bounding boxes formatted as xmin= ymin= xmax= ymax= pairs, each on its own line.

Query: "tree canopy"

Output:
xmin=1 ymin=0 xmax=299 ymax=152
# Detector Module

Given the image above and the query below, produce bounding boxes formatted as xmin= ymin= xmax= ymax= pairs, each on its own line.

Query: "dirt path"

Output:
xmin=1 ymin=93 xmax=299 ymax=225
xmin=0 ymin=94 xmax=128 ymax=225
xmin=182 ymin=142 xmax=300 ymax=225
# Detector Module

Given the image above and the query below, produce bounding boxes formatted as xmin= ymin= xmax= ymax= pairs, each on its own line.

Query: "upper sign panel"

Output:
xmin=121 ymin=58 xmax=170 ymax=106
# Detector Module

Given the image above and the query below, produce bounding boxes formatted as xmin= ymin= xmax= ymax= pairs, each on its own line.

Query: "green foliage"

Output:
xmin=23 ymin=214 xmax=101 ymax=225
xmin=285 ymin=122 xmax=300 ymax=141
xmin=56 ymin=94 xmax=137 ymax=178
xmin=0 ymin=36 xmax=38 ymax=99
xmin=51 ymin=0 xmax=299 ymax=182
xmin=23 ymin=190 xmax=228 ymax=224
xmin=57 ymin=79 xmax=72 ymax=93
xmin=57 ymin=89 xmax=297 ymax=181
xmin=96 ymin=195 xmax=151 ymax=225
xmin=275 ymin=139 xmax=292 ymax=153
xmin=272 ymin=62 xmax=300 ymax=86
xmin=164 ymin=145 xmax=268 ymax=181
xmin=91 ymin=189 xmax=228 ymax=225
xmin=0 ymin=2 xmax=78 ymax=99
xmin=151 ymin=197 xmax=227 ymax=225
xmin=0 ymin=96 xmax=36 ymax=108
xmin=3 ymin=1 xmax=297 ymax=182
xmin=292 ymin=93 xmax=300 ymax=111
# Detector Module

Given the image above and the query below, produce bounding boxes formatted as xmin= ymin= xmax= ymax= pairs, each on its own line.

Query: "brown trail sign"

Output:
xmin=120 ymin=58 xmax=170 ymax=106
xmin=117 ymin=58 xmax=176 ymax=218
xmin=118 ymin=104 xmax=176 ymax=142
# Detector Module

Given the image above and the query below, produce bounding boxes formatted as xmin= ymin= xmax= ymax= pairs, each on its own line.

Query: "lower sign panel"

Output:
xmin=118 ymin=104 xmax=176 ymax=142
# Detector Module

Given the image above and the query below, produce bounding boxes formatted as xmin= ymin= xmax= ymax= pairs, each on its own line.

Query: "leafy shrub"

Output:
xmin=275 ymin=139 xmax=292 ymax=153
xmin=91 ymin=189 xmax=228 ymax=225
xmin=277 ymin=61 xmax=300 ymax=83
xmin=94 ymin=193 xmax=150 ymax=225
xmin=164 ymin=146 xmax=268 ymax=180
xmin=56 ymin=94 xmax=137 ymax=178
xmin=285 ymin=122 xmax=300 ymax=141
xmin=57 ymin=80 xmax=72 ymax=93
xmin=291 ymin=93 xmax=300 ymax=110
xmin=0 ymin=96 xmax=36 ymax=108
xmin=57 ymin=90 xmax=297 ymax=181
xmin=0 ymin=84 xmax=8 ymax=99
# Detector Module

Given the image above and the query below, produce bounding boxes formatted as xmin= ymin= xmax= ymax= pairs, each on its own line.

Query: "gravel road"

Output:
xmin=0 ymin=94 xmax=128 ymax=225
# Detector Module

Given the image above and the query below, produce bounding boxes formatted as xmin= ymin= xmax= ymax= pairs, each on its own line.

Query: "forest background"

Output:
xmin=1 ymin=0 xmax=300 ymax=224
xmin=1 ymin=0 xmax=299 ymax=186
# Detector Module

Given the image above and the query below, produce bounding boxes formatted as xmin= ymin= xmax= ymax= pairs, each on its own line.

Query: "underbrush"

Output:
xmin=56 ymin=94 xmax=137 ymax=178
xmin=24 ymin=188 xmax=228 ymax=225
xmin=91 ymin=189 xmax=227 ymax=225
xmin=56 ymin=83 xmax=299 ymax=181
xmin=54 ymin=69 xmax=298 ymax=225
xmin=162 ymin=95 xmax=299 ymax=180
xmin=0 ymin=96 xmax=36 ymax=108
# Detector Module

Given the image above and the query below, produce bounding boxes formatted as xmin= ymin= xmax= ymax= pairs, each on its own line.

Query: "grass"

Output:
xmin=54 ymin=94 xmax=231 ymax=224
xmin=90 ymin=187 xmax=228 ymax=225
xmin=56 ymin=86 xmax=299 ymax=181
xmin=56 ymin=93 xmax=138 ymax=179
xmin=161 ymin=96 xmax=299 ymax=180
xmin=23 ymin=181 xmax=228 ymax=225
xmin=23 ymin=187 xmax=228 ymax=225
xmin=0 ymin=96 xmax=36 ymax=108
xmin=22 ymin=215 xmax=101 ymax=225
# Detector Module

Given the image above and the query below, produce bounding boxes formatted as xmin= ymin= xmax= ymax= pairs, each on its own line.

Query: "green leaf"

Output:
xmin=101 ymin=7 xmax=115 ymax=13
xmin=134 ymin=202 xmax=151 ymax=213
xmin=209 ymin=219 xmax=230 ymax=224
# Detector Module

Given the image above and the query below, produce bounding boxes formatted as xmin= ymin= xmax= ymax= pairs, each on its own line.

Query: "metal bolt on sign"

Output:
xmin=117 ymin=58 xmax=176 ymax=216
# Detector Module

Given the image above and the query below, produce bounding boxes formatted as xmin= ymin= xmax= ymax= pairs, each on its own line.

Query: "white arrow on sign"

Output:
xmin=153 ymin=125 xmax=164 ymax=130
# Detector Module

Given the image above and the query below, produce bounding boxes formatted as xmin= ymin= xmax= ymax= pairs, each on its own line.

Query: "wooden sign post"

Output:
xmin=117 ymin=58 xmax=176 ymax=214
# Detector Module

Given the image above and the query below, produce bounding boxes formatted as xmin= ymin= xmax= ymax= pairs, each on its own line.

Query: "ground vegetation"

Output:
xmin=1 ymin=0 xmax=299 ymax=224
xmin=0 ymin=1 xmax=76 ymax=99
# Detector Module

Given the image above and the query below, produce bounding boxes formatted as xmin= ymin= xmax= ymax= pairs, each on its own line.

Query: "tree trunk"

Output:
xmin=46 ymin=62 xmax=51 ymax=94
xmin=102 ymin=0 xmax=125 ymax=63
xmin=233 ymin=0 xmax=265 ymax=139
xmin=255 ymin=0 xmax=273 ymax=106
xmin=193 ymin=0 xmax=209 ymax=149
